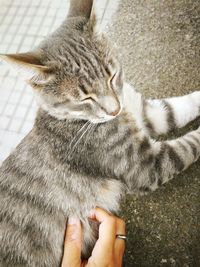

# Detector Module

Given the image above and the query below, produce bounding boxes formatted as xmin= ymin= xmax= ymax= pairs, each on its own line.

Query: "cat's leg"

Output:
xmin=137 ymin=127 xmax=200 ymax=194
xmin=123 ymin=83 xmax=200 ymax=136
xmin=144 ymin=92 xmax=200 ymax=136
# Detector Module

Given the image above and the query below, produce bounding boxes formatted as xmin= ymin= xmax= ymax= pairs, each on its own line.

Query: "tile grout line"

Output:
xmin=17 ymin=0 xmax=59 ymax=134
xmin=6 ymin=1 xmax=54 ymax=134
xmin=2 ymin=3 xmax=34 ymax=133
xmin=0 ymin=3 xmax=31 ymax=121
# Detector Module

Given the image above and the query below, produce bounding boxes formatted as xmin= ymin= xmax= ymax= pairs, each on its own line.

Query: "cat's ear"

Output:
xmin=68 ymin=0 xmax=94 ymax=19
xmin=0 ymin=52 xmax=52 ymax=87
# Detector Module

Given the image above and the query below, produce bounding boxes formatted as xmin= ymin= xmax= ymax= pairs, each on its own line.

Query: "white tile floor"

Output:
xmin=0 ymin=0 xmax=120 ymax=165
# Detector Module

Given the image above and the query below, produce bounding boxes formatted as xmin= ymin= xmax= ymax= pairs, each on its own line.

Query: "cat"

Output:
xmin=0 ymin=0 xmax=200 ymax=266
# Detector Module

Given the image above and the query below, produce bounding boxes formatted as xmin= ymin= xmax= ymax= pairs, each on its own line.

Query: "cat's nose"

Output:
xmin=108 ymin=106 xmax=121 ymax=117
xmin=99 ymin=95 xmax=121 ymax=117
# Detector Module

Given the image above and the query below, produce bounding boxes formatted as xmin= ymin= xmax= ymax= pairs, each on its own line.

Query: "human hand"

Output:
xmin=61 ymin=207 xmax=126 ymax=267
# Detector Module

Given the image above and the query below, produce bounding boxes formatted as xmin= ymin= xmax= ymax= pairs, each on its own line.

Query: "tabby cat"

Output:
xmin=0 ymin=0 xmax=200 ymax=266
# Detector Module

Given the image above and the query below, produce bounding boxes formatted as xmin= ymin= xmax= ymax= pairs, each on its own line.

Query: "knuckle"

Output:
xmin=118 ymin=218 xmax=126 ymax=230
xmin=65 ymin=235 xmax=76 ymax=245
xmin=108 ymin=216 xmax=117 ymax=226
xmin=65 ymin=227 xmax=77 ymax=244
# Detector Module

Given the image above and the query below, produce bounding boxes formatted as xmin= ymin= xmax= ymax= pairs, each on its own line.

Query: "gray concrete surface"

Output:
xmin=107 ymin=1 xmax=200 ymax=266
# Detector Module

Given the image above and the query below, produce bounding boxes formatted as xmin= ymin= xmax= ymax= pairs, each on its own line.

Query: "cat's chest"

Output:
xmin=93 ymin=179 xmax=123 ymax=213
xmin=51 ymin=169 xmax=123 ymax=216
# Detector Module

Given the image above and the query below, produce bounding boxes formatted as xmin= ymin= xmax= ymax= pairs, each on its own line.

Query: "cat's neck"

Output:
xmin=33 ymin=108 xmax=123 ymax=152
xmin=34 ymin=108 xmax=89 ymax=138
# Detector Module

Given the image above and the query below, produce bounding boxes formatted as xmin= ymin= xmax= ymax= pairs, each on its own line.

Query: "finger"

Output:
xmin=88 ymin=208 xmax=117 ymax=263
xmin=61 ymin=216 xmax=82 ymax=267
xmin=90 ymin=207 xmax=117 ymax=247
xmin=114 ymin=218 xmax=126 ymax=267
xmin=89 ymin=207 xmax=112 ymax=222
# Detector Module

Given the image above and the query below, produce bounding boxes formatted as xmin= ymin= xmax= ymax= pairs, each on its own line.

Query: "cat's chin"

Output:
xmin=41 ymin=106 xmax=119 ymax=124
xmin=91 ymin=106 xmax=123 ymax=124
xmin=90 ymin=116 xmax=117 ymax=124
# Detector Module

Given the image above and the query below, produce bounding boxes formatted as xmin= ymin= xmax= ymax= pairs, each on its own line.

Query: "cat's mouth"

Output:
xmin=91 ymin=106 xmax=122 ymax=124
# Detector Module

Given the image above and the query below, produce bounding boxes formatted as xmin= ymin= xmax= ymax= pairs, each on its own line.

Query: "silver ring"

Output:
xmin=116 ymin=234 xmax=127 ymax=241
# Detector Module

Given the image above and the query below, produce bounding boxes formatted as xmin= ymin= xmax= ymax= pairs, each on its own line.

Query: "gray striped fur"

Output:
xmin=1 ymin=0 xmax=200 ymax=266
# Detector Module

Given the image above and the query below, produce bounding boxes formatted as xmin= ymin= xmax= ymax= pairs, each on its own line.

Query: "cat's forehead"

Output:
xmin=44 ymin=21 xmax=111 ymax=63
xmin=40 ymin=20 xmax=119 ymax=91
xmin=46 ymin=33 xmax=112 ymax=77
xmin=60 ymin=34 xmax=107 ymax=61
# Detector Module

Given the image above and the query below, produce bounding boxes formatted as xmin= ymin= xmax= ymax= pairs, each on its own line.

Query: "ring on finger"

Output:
xmin=116 ymin=234 xmax=127 ymax=241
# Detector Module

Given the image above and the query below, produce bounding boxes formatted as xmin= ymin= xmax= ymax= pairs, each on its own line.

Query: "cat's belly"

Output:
xmin=36 ymin=178 xmax=123 ymax=262
xmin=0 ymin=149 xmax=123 ymax=266
xmin=80 ymin=179 xmax=123 ymax=259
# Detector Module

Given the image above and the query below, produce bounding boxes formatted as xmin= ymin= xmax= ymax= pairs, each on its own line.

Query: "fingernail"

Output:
xmin=68 ymin=216 xmax=80 ymax=225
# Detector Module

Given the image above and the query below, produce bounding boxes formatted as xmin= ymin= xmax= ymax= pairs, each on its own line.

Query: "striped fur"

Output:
xmin=123 ymin=83 xmax=200 ymax=191
xmin=0 ymin=0 xmax=200 ymax=266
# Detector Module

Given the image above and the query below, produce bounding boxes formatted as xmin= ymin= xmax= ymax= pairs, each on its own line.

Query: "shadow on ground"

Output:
xmin=108 ymin=0 xmax=200 ymax=266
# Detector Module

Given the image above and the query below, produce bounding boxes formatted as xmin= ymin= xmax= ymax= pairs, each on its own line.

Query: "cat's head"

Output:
xmin=0 ymin=0 xmax=124 ymax=123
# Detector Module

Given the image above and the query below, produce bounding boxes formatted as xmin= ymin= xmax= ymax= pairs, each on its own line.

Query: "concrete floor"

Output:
xmin=108 ymin=1 xmax=200 ymax=266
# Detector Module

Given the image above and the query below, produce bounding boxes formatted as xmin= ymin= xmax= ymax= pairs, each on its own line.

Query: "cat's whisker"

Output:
xmin=73 ymin=123 xmax=92 ymax=149
xmin=68 ymin=122 xmax=92 ymax=159
xmin=82 ymin=124 xmax=94 ymax=147
xmin=83 ymin=123 xmax=97 ymax=147
xmin=68 ymin=121 xmax=90 ymax=149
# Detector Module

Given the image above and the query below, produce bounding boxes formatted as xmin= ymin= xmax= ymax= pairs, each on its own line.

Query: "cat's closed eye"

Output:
xmin=110 ymin=72 xmax=117 ymax=84
xmin=53 ymin=100 xmax=70 ymax=108
xmin=105 ymin=65 xmax=112 ymax=76
xmin=79 ymin=84 xmax=88 ymax=94
xmin=81 ymin=96 xmax=94 ymax=102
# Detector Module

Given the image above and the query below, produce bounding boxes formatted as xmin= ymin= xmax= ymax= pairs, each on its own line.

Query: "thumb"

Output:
xmin=61 ymin=216 xmax=82 ymax=267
